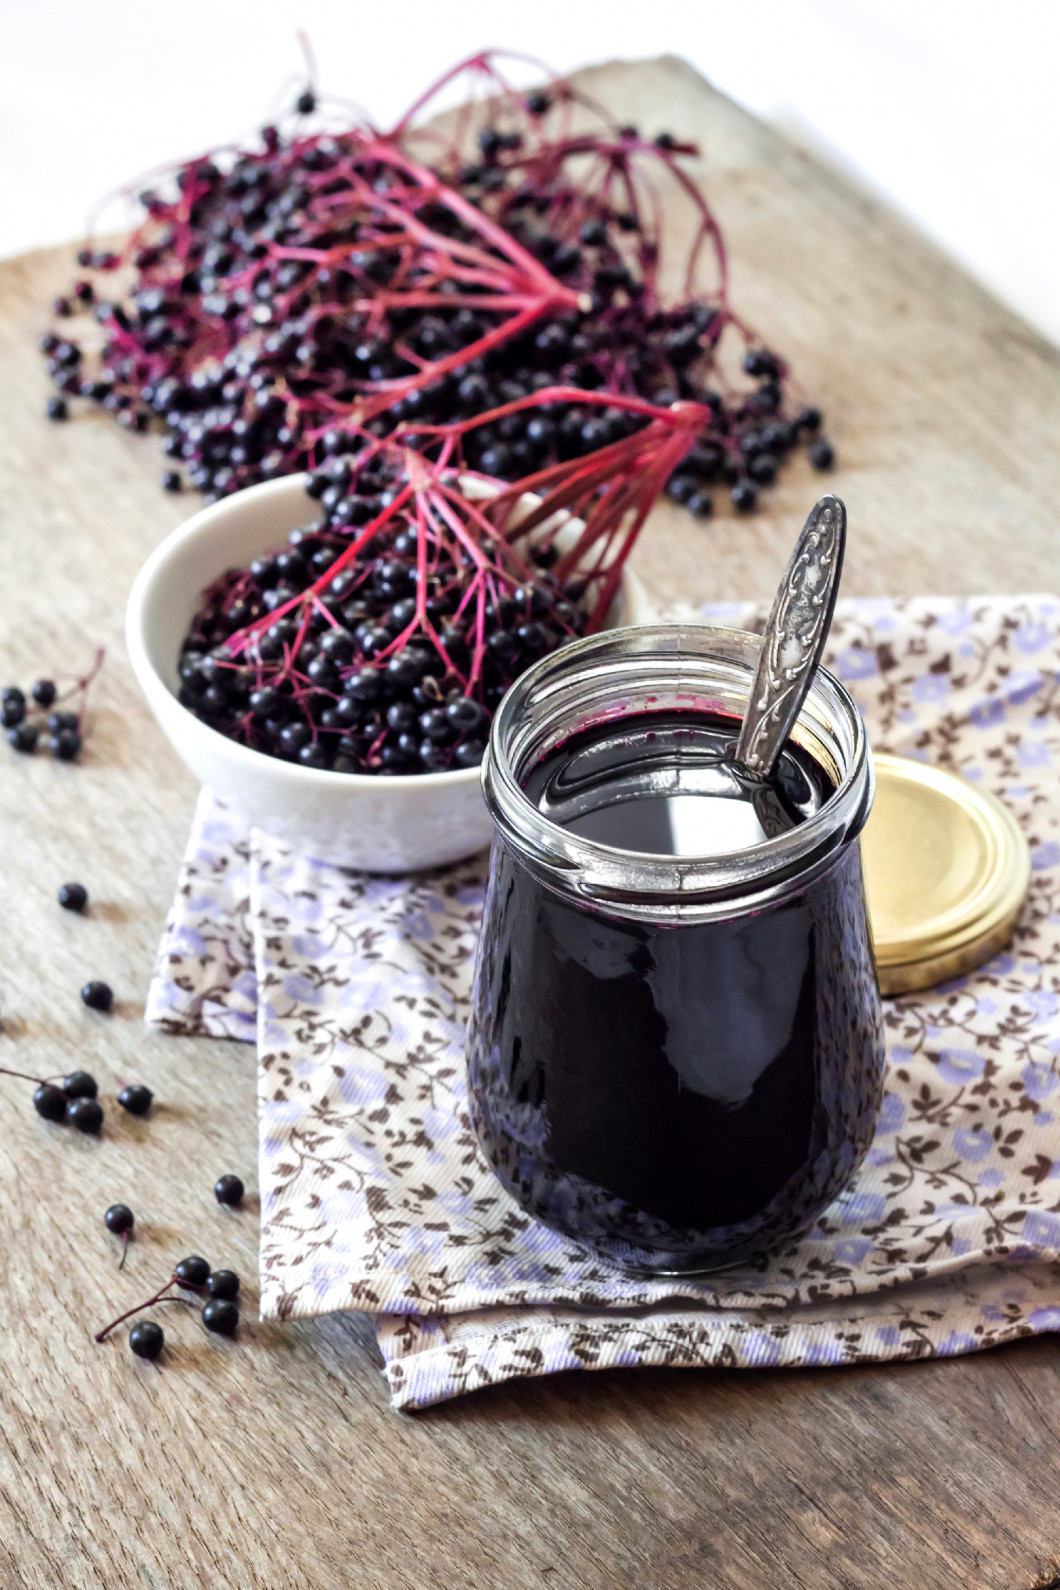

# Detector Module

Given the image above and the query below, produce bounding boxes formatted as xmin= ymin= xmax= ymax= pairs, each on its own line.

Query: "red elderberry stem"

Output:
xmin=95 ymin=1276 xmax=183 ymax=1342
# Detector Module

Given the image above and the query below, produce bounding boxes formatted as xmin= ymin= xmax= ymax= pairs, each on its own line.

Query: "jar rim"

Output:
xmin=481 ymin=622 xmax=874 ymax=915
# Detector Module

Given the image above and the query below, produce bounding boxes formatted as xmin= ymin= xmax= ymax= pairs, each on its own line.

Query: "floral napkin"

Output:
xmin=147 ymin=596 xmax=1060 ymax=1410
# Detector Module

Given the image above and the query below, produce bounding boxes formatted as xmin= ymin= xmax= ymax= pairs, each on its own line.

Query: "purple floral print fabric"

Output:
xmin=147 ymin=597 xmax=1060 ymax=1410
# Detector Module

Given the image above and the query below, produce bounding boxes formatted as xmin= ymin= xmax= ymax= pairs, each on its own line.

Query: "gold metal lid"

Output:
xmin=861 ymin=753 xmax=1031 ymax=996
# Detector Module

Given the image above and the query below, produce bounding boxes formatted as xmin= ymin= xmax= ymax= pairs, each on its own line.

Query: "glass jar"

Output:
xmin=467 ymin=623 xmax=885 ymax=1274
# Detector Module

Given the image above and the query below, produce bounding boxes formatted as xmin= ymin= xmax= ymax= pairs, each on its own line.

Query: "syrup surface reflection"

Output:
xmin=467 ymin=710 xmax=885 ymax=1273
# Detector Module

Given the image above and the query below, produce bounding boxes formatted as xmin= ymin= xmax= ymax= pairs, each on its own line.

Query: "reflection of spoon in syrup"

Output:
xmin=733 ymin=495 xmax=847 ymax=835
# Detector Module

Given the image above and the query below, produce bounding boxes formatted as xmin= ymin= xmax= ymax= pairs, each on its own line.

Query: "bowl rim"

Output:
xmin=125 ymin=472 xmax=645 ymax=793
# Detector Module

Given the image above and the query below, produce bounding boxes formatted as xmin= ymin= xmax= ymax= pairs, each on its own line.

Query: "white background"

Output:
xmin=2 ymin=0 xmax=1058 ymax=345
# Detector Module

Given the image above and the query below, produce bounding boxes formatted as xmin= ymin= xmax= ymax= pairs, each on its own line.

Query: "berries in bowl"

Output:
xmin=126 ymin=414 xmax=660 ymax=871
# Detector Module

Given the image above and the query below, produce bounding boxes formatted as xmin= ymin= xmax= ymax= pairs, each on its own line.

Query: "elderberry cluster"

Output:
xmin=39 ymin=69 xmax=831 ymax=517
xmin=100 ymin=1254 xmax=243 ymax=1362
xmin=178 ymin=461 xmax=586 ymax=776
xmin=25 ymin=1067 xmax=152 ymax=1133
xmin=2 ymin=682 xmax=82 ymax=759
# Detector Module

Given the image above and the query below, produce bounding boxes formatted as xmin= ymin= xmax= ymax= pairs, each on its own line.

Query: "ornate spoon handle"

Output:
xmin=734 ymin=494 xmax=846 ymax=779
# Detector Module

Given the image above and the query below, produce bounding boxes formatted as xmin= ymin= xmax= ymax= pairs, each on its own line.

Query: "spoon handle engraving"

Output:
xmin=735 ymin=494 xmax=847 ymax=779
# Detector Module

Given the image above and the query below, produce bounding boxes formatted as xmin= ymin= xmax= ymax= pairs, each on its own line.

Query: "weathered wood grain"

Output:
xmin=1 ymin=53 xmax=1059 ymax=1590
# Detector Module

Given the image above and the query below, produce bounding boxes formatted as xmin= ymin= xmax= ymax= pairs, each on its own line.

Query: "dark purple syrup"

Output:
xmin=467 ymin=710 xmax=884 ymax=1272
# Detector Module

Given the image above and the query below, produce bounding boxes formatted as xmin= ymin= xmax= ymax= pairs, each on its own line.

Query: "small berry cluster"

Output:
xmin=97 ymin=1251 xmax=243 ymax=1361
xmin=5 ymin=1064 xmax=153 ymax=1135
xmin=96 ymin=1179 xmax=247 ymax=1360
xmin=2 ymin=650 xmax=103 ymax=761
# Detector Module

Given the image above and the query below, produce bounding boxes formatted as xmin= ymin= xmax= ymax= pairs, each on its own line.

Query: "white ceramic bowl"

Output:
xmin=126 ymin=473 xmax=653 ymax=872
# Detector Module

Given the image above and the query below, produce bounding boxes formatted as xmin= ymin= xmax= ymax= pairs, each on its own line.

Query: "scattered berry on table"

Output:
xmin=214 ymin=1174 xmax=245 ymax=1207
xmin=201 ymin=1298 xmax=239 ymax=1335
xmin=58 ymin=881 xmax=88 ymax=912
xmin=66 ymin=1096 xmax=103 ymax=1133
xmin=104 ymin=1204 xmax=134 ymax=1235
xmin=117 ymin=1083 xmax=153 ymax=1116
xmin=129 ymin=1320 xmax=164 ymax=1360
xmin=1 ymin=696 xmax=25 ymax=727
xmin=32 ymin=1083 xmax=68 ymax=1122
xmin=207 ymin=1269 xmax=240 ymax=1301
xmin=31 ymin=680 xmax=57 ymax=706
xmin=810 ymin=438 xmax=835 ymax=470
xmin=63 ymin=1069 xmax=98 ymax=1099
xmin=45 ymin=396 xmax=68 ymax=422
xmin=174 ymin=1255 xmax=211 ymax=1288
xmin=8 ymin=723 xmax=37 ymax=753
xmin=81 ymin=981 xmax=113 ymax=1012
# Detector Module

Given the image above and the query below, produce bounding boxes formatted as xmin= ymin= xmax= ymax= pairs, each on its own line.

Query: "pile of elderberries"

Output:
xmin=40 ymin=54 xmax=833 ymax=520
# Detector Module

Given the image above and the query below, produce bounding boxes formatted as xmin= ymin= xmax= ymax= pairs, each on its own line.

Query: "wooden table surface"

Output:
xmin=2 ymin=54 xmax=1059 ymax=1590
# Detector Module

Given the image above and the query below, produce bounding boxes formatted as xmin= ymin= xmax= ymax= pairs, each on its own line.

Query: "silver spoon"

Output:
xmin=734 ymin=493 xmax=847 ymax=779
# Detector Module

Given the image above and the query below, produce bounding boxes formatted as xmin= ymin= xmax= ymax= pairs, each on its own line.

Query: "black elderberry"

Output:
xmin=445 ymin=696 xmax=483 ymax=732
xmin=8 ymin=722 xmax=38 ymax=753
xmin=67 ymin=1096 xmax=103 ymax=1133
xmin=487 ymin=630 xmax=518 ymax=661
xmin=49 ymin=728 xmax=82 ymax=760
xmin=796 ymin=406 xmax=822 ymax=433
xmin=731 ymin=480 xmax=758 ymax=513
xmin=202 ymin=1298 xmax=239 ymax=1335
xmin=279 ymin=721 xmax=311 ymax=755
xmin=81 ymin=980 xmax=113 ymax=1012
xmin=666 ymin=473 xmax=696 ymax=505
xmin=296 ymin=87 xmax=316 ymax=115
xmin=104 ymin=1203 xmax=134 ymax=1235
xmin=162 ymin=470 xmax=183 ymax=492
xmin=63 ymin=1070 xmax=98 ymax=1099
xmin=419 ymin=707 xmax=453 ymax=743
xmin=46 ymin=396 xmax=69 ymax=422
xmin=306 ymin=653 xmax=339 ymax=689
xmin=129 ymin=1320 xmax=164 ymax=1360
xmin=516 ymin=622 xmax=549 ymax=654
xmin=33 ymin=1083 xmax=68 ymax=1122
xmin=687 ymin=490 xmax=714 ymax=518
xmin=810 ymin=438 xmax=835 ymax=470
xmin=248 ymin=686 xmax=280 ymax=720
xmin=174 ymin=1255 xmax=211 ymax=1288
xmin=748 ymin=453 xmax=778 ymax=485
xmin=419 ymin=741 xmax=449 ymax=770
xmin=743 ymin=348 xmax=779 ymax=380
xmin=31 ymin=679 xmax=57 ymax=706
xmin=298 ymin=742 xmax=330 ymax=769
xmin=207 ymin=1269 xmax=240 ymax=1300
xmin=526 ymin=90 xmax=551 ymax=115
xmin=59 ymin=875 xmax=89 ymax=909
xmin=117 ymin=1083 xmax=153 ymax=1115
xmin=454 ymin=739 xmax=485 ymax=768
xmin=387 ymin=651 xmax=428 ymax=688
xmin=2 ymin=686 xmax=24 ymax=708
xmin=1 ymin=697 xmax=25 ymax=728
xmin=47 ymin=710 xmax=79 ymax=733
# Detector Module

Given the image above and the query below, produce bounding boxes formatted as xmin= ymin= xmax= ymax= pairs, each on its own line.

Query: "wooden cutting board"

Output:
xmin=1 ymin=53 xmax=1059 ymax=1590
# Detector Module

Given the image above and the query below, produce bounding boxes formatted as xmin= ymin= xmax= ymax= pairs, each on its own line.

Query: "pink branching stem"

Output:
xmin=94 ymin=1276 xmax=206 ymax=1342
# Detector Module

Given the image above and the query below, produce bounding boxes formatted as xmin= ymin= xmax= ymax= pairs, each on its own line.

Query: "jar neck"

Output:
xmin=481 ymin=623 xmax=874 ymax=923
